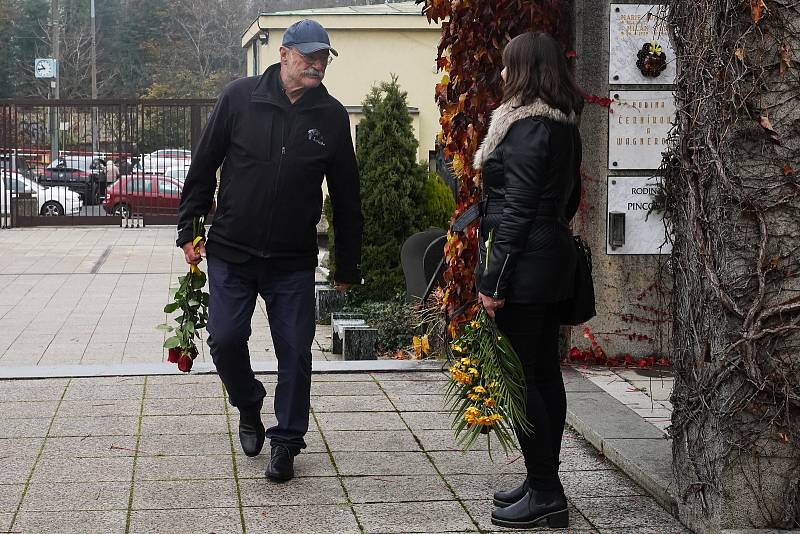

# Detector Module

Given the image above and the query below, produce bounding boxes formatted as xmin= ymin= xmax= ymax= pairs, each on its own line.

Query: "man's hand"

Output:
xmin=182 ymin=240 xmax=206 ymax=266
xmin=478 ymin=292 xmax=505 ymax=318
xmin=333 ymin=281 xmax=353 ymax=292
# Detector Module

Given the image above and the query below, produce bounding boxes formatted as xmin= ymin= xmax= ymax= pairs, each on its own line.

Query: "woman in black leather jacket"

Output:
xmin=473 ymin=32 xmax=584 ymax=530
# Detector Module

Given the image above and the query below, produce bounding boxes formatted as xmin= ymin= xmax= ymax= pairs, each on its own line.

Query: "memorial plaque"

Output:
xmin=609 ymin=4 xmax=676 ymax=85
xmin=606 ymin=176 xmax=672 ymax=255
xmin=608 ymin=90 xmax=675 ymax=170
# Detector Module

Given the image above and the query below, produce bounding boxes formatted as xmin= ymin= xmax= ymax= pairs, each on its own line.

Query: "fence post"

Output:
xmin=190 ymin=104 xmax=202 ymax=153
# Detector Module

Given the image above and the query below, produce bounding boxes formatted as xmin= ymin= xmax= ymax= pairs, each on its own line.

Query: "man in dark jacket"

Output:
xmin=176 ymin=19 xmax=362 ymax=482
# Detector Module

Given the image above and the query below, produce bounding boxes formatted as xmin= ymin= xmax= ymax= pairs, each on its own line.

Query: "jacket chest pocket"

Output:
xmin=289 ymin=126 xmax=329 ymax=162
xmin=233 ymin=111 xmax=273 ymax=162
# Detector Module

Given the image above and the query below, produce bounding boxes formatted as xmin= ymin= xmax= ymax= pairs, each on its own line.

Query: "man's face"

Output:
xmin=280 ymin=46 xmax=330 ymax=90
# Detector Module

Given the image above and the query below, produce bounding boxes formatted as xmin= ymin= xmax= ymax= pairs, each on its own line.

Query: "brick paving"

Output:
xmin=0 ymin=372 xmax=690 ymax=534
xmin=0 ymin=228 xmax=332 ymax=368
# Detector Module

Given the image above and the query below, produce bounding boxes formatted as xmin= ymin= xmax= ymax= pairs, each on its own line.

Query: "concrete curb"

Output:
xmin=0 ymin=359 xmax=445 ymax=380
xmin=563 ymin=367 xmax=789 ymax=534
xmin=562 ymin=367 xmax=680 ymax=517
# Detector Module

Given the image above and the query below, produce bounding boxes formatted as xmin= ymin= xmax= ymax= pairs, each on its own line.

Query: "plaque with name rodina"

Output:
xmin=609 ymin=4 xmax=676 ymax=85
xmin=607 ymin=176 xmax=672 ymax=255
xmin=608 ymin=90 xmax=675 ymax=170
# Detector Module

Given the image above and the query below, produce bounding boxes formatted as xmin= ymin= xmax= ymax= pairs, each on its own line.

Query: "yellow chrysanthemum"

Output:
xmin=467 ymin=393 xmax=481 ymax=402
xmin=464 ymin=406 xmax=482 ymax=425
xmin=460 ymin=357 xmax=472 ymax=366
xmin=449 ymin=367 xmax=473 ymax=386
xmin=470 ymin=320 xmax=480 ymax=329
xmin=477 ymin=414 xmax=502 ymax=426
xmin=471 ymin=385 xmax=487 ymax=394
xmin=484 ymin=398 xmax=496 ymax=408
xmin=451 ymin=344 xmax=465 ymax=353
xmin=468 ymin=367 xmax=479 ymax=377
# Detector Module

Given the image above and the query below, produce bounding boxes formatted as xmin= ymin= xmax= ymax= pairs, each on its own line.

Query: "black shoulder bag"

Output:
xmin=559 ymin=235 xmax=596 ymax=325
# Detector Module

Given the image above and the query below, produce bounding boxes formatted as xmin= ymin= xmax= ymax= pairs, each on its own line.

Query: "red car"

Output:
xmin=103 ymin=174 xmax=183 ymax=217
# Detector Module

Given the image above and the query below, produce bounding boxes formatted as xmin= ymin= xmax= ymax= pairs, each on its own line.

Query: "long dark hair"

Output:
xmin=502 ymin=32 xmax=584 ymax=116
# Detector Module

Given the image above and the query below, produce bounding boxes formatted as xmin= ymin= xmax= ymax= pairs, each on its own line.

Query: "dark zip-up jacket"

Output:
xmin=176 ymin=63 xmax=363 ymax=283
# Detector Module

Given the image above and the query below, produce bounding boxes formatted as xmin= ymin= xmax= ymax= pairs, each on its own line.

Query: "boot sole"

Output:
xmin=265 ymin=469 xmax=294 ymax=482
xmin=491 ymin=508 xmax=569 ymax=529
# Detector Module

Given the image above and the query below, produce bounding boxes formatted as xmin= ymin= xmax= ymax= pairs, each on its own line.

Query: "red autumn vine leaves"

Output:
xmin=420 ymin=0 xmax=568 ymax=335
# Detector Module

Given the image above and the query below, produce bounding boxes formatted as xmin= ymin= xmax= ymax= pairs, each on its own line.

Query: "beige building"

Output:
xmin=241 ymin=2 xmax=443 ymax=164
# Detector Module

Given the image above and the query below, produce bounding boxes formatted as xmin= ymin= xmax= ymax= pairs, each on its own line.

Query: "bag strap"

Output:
xmin=451 ymin=200 xmax=484 ymax=232
xmin=421 ymin=201 xmax=484 ymax=303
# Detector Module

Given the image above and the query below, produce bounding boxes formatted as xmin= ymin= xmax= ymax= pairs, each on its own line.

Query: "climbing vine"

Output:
xmin=665 ymin=0 xmax=800 ymax=528
xmin=419 ymin=0 xmax=572 ymax=336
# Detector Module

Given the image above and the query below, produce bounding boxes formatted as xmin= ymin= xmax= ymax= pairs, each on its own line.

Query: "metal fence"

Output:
xmin=0 ymin=98 xmax=216 ymax=228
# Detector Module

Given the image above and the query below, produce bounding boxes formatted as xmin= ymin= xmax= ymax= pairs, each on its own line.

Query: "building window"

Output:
xmin=252 ymin=42 xmax=260 ymax=75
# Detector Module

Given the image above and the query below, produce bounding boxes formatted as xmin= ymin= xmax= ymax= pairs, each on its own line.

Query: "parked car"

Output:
xmin=163 ymin=165 xmax=189 ymax=183
xmin=0 ymin=151 xmax=34 ymax=179
xmin=102 ymin=173 xmax=183 ymax=217
xmin=1 ymin=171 xmax=83 ymax=216
xmin=38 ymin=155 xmax=107 ymax=205
xmin=140 ymin=149 xmax=191 ymax=173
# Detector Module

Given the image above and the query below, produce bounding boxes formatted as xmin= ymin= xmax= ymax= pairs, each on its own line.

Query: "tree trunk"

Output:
xmin=666 ymin=1 xmax=800 ymax=531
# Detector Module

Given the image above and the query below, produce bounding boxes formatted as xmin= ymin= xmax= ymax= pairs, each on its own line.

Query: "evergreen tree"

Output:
xmin=355 ymin=75 xmax=428 ymax=301
xmin=419 ymin=171 xmax=456 ymax=230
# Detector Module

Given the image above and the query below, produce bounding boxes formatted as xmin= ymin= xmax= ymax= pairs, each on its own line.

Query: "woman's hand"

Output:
xmin=478 ymin=292 xmax=505 ymax=318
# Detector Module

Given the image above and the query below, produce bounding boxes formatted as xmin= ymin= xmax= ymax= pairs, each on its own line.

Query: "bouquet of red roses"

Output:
xmin=157 ymin=218 xmax=209 ymax=372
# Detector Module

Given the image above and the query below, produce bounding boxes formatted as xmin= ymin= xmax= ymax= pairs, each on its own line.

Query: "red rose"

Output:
xmin=568 ymin=347 xmax=582 ymax=360
xmin=637 ymin=358 xmax=648 ymax=369
xmin=623 ymin=354 xmax=634 ymax=366
xmin=177 ymin=353 xmax=193 ymax=373
xmin=657 ymin=357 xmax=671 ymax=367
xmin=167 ymin=347 xmax=181 ymax=363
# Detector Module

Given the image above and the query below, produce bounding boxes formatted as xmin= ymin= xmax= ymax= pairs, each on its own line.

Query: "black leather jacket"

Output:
xmin=475 ymin=116 xmax=582 ymax=303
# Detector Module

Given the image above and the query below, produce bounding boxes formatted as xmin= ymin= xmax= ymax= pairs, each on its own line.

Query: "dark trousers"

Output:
xmin=495 ymin=302 xmax=566 ymax=491
xmin=206 ymin=254 xmax=316 ymax=453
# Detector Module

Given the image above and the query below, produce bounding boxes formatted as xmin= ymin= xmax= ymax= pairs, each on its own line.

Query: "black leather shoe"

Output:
xmin=265 ymin=445 xmax=294 ymax=482
xmin=238 ymin=402 xmax=265 ymax=457
xmin=493 ymin=478 xmax=529 ymax=507
xmin=491 ymin=487 xmax=569 ymax=529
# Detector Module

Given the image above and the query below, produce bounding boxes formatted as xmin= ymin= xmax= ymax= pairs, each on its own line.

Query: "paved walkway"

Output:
xmin=0 ymin=372 xmax=690 ymax=534
xmin=0 ymin=227 xmax=333 ymax=368
xmin=575 ymin=367 xmax=673 ymax=435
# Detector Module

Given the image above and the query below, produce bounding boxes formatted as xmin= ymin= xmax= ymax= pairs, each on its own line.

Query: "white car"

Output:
xmin=163 ymin=165 xmax=189 ymax=182
xmin=140 ymin=149 xmax=191 ymax=173
xmin=0 ymin=171 xmax=83 ymax=216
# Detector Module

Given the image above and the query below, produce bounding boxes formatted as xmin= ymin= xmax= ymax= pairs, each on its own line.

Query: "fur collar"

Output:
xmin=473 ymin=98 xmax=576 ymax=169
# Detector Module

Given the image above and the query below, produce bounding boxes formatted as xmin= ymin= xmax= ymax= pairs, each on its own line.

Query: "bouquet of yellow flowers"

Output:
xmin=446 ymin=307 xmax=531 ymax=455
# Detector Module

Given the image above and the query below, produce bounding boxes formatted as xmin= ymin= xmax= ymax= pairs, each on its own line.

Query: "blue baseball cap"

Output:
xmin=282 ymin=19 xmax=338 ymax=56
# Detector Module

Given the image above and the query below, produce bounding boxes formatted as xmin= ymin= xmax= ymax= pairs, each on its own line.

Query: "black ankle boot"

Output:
xmin=493 ymin=478 xmax=529 ymax=507
xmin=238 ymin=401 xmax=265 ymax=457
xmin=491 ymin=487 xmax=569 ymax=529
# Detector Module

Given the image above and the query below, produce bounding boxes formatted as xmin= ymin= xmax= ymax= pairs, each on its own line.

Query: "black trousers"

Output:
xmin=206 ymin=254 xmax=316 ymax=453
xmin=495 ymin=302 xmax=566 ymax=491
